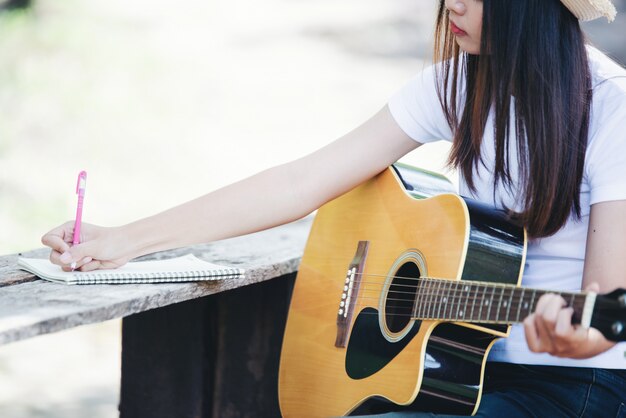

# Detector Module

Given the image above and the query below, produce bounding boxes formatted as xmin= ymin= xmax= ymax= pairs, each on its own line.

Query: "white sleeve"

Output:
xmin=585 ymin=81 xmax=626 ymax=205
xmin=387 ymin=64 xmax=454 ymax=144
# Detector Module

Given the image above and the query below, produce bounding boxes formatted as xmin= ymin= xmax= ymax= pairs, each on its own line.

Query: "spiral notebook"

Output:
xmin=18 ymin=254 xmax=245 ymax=285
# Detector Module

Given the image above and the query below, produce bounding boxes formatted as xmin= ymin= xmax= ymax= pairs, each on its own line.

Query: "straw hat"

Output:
xmin=560 ymin=0 xmax=617 ymax=21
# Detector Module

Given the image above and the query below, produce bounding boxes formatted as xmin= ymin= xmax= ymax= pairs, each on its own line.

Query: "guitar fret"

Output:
xmin=515 ymin=288 xmax=525 ymax=322
xmin=445 ymin=281 xmax=452 ymax=321
xmin=417 ymin=280 xmax=425 ymax=319
xmin=452 ymin=282 xmax=460 ymax=320
xmin=440 ymin=280 xmax=452 ymax=319
xmin=494 ymin=286 xmax=505 ymax=322
xmin=469 ymin=282 xmax=477 ymax=321
xmin=458 ymin=282 xmax=466 ymax=320
xmin=417 ymin=280 xmax=428 ymax=319
xmin=423 ymin=280 xmax=431 ymax=319
xmin=529 ymin=289 xmax=537 ymax=314
xmin=414 ymin=281 xmax=422 ymax=319
xmin=436 ymin=280 xmax=444 ymax=320
xmin=441 ymin=281 xmax=449 ymax=320
xmin=460 ymin=283 xmax=471 ymax=319
xmin=411 ymin=286 xmax=418 ymax=318
xmin=427 ymin=280 xmax=435 ymax=318
xmin=478 ymin=285 xmax=487 ymax=321
xmin=456 ymin=282 xmax=462 ymax=320
xmin=521 ymin=289 xmax=531 ymax=319
xmin=486 ymin=286 xmax=496 ymax=322
xmin=421 ymin=280 xmax=428 ymax=319
xmin=444 ymin=281 xmax=451 ymax=320
xmin=435 ymin=280 xmax=443 ymax=319
xmin=424 ymin=280 xmax=432 ymax=320
xmin=505 ymin=287 xmax=514 ymax=322
xmin=424 ymin=279 xmax=432 ymax=319
xmin=428 ymin=280 xmax=437 ymax=319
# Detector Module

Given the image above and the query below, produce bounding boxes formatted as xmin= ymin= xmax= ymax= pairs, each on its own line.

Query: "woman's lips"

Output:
xmin=450 ymin=21 xmax=467 ymax=36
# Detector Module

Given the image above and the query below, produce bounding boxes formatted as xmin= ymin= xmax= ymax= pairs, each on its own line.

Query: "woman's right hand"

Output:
xmin=41 ymin=222 xmax=133 ymax=272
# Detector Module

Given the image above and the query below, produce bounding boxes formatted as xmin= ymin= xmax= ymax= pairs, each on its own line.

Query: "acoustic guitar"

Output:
xmin=278 ymin=163 xmax=626 ymax=417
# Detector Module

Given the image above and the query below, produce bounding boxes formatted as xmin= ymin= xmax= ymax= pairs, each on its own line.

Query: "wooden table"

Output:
xmin=0 ymin=218 xmax=311 ymax=418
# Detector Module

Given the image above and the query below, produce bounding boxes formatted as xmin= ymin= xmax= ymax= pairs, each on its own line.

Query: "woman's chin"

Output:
xmin=456 ymin=39 xmax=480 ymax=55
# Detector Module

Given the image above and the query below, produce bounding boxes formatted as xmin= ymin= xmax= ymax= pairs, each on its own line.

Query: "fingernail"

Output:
xmin=84 ymin=257 xmax=93 ymax=264
xmin=60 ymin=252 xmax=72 ymax=263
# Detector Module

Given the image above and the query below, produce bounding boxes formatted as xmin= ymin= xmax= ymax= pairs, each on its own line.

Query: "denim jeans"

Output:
xmin=353 ymin=362 xmax=626 ymax=418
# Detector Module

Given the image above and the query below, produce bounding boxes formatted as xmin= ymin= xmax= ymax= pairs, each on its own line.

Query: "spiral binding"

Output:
xmin=70 ymin=268 xmax=245 ymax=285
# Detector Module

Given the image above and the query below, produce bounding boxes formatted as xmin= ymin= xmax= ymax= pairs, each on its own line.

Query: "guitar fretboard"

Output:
xmin=411 ymin=278 xmax=587 ymax=325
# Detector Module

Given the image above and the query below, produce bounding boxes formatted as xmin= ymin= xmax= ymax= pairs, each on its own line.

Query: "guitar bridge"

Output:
xmin=335 ymin=240 xmax=369 ymax=348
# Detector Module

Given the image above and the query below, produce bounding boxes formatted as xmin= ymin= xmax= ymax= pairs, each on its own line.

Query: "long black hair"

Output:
xmin=434 ymin=0 xmax=592 ymax=238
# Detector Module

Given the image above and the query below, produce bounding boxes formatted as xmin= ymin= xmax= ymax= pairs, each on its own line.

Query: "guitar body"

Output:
xmin=278 ymin=165 xmax=526 ymax=417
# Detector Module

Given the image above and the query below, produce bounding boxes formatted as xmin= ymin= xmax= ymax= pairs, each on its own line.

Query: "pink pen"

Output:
xmin=71 ymin=171 xmax=87 ymax=269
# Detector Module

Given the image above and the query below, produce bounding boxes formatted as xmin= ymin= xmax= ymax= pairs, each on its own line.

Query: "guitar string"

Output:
xmin=355 ymin=287 xmax=575 ymax=304
xmin=345 ymin=310 xmax=519 ymax=321
xmin=350 ymin=299 xmax=586 ymax=322
xmin=355 ymin=284 xmax=550 ymax=298
xmin=353 ymin=291 xmax=582 ymax=317
xmin=340 ymin=312 xmax=527 ymax=323
xmin=345 ymin=272 xmax=580 ymax=296
xmin=338 ymin=272 xmax=583 ymax=302
xmin=348 ymin=303 xmax=586 ymax=323
xmin=347 ymin=280 xmax=582 ymax=320
xmin=351 ymin=297 xmax=535 ymax=321
xmin=348 ymin=297 xmax=580 ymax=321
xmin=344 ymin=275 xmax=587 ymax=322
xmin=350 ymin=282 xmax=575 ymax=303
xmin=321 ymin=267 xmax=592 ymax=319
xmin=354 ymin=292 xmax=582 ymax=313
xmin=351 ymin=288 xmax=534 ymax=321
xmin=340 ymin=308 xmax=596 ymax=323
xmin=351 ymin=272 xmax=584 ymax=296
xmin=353 ymin=296 xmax=541 ymax=317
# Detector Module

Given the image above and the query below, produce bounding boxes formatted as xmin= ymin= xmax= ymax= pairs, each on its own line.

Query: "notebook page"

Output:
xmin=18 ymin=254 xmax=244 ymax=284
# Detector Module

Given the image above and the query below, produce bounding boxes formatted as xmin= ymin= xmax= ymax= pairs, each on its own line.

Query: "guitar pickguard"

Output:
xmin=345 ymin=307 xmax=421 ymax=379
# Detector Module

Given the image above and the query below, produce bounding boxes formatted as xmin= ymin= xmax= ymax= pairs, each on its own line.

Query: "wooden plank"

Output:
xmin=0 ymin=218 xmax=311 ymax=346
xmin=119 ymin=274 xmax=294 ymax=418
xmin=0 ymin=248 xmax=49 ymax=287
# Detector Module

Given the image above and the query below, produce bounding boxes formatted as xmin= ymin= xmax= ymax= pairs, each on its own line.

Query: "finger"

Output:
xmin=71 ymin=257 xmax=94 ymax=270
xmin=524 ymin=314 xmax=542 ymax=352
xmin=42 ymin=232 xmax=71 ymax=254
xmin=49 ymin=249 xmax=64 ymax=265
xmin=534 ymin=313 xmax=554 ymax=352
xmin=552 ymin=307 xmax=577 ymax=356
xmin=534 ymin=294 xmax=564 ymax=352
xmin=541 ymin=295 xmax=566 ymax=333
xmin=78 ymin=259 xmax=101 ymax=272
xmin=42 ymin=221 xmax=75 ymax=244
xmin=555 ymin=307 xmax=575 ymax=338
xmin=533 ymin=292 xmax=553 ymax=316
xmin=531 ymin=293 xmax=551 ymax=344
xmin=60 ymin=242 xmax=95 ymax=267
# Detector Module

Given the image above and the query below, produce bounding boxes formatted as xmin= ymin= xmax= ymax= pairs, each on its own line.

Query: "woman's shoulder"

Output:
xmin=587 ymin=45 xmax=626 ymax=95
xmin=585 ymin=47 xmax=626 ymax=166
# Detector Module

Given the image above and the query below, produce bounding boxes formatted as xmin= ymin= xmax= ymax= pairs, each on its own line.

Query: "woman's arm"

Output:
xmin=523 ymin=200 xmax=626 ymax=359
xmin=42 ymin=105 xmax=420 ymax=271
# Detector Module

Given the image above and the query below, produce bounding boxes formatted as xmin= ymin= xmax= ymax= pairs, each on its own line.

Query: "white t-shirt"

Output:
xmin=388 ymin=46 xmax=626 ymax=369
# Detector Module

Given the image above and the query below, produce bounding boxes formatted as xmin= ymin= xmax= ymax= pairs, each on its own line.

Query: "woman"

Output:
xmin=43 ymin=0 xmax=626 ymax=416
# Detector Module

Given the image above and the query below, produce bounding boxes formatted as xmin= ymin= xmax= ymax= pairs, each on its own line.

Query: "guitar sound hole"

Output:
xmin=385 ymin=262 xmax=420 ymax=333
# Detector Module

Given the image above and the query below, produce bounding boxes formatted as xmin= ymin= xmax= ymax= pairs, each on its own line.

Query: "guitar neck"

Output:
xmin=411 ymin=278 xmax=595 ymax=327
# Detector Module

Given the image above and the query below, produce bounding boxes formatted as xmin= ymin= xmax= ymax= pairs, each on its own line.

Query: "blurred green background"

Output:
xmin=0 ymin=0 xmax=624 ymax=417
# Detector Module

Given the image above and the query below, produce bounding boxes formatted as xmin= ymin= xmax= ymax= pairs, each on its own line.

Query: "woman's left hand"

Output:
xmin=523 ymin=282 xmax=616 ymax=359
